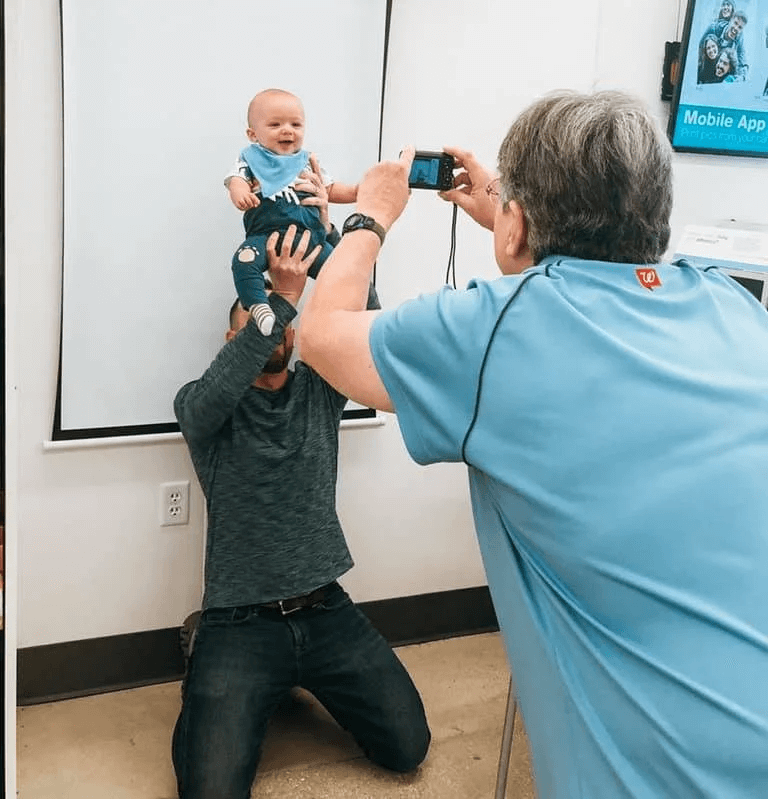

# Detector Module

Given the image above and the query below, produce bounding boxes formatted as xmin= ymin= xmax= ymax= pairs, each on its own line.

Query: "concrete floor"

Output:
xmin=17 ymin=631 xmax=536 ymax=799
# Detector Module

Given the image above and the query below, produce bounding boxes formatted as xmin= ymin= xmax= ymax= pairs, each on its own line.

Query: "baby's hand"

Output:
xmin=229 ymin=180 xmax=261 ymax=211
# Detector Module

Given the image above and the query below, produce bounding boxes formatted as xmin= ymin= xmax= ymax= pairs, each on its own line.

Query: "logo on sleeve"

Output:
xmin=635 ymin=268 xmax=662 ymax=290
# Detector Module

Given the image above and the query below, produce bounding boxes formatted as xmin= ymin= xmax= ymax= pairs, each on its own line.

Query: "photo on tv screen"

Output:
xmin=668 ymin=0 xmax=768 ymax=157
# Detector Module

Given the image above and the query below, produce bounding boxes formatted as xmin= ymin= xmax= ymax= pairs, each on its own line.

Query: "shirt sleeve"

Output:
xmin=319 ymin=165 xmax=333 ymax=187
xmin=174 ymin=294 xmax=297 ymax=445
xmin=224 ymin=157 xmax=254 ymax=189
xmin=369 ymin=278 xmax=518 ymax=465
xmin=735 ymin=38 xmax=748 ymax=78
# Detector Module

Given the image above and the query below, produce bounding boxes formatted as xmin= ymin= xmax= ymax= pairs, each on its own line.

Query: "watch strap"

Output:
xmin=342 ymin=213 xmax=386 ymax=245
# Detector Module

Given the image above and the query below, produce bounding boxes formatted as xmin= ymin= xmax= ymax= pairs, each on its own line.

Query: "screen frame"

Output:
xmin=667 ymin=0 xmax=768 ymax=159
xmin=724 ymin=267 xmax=768 ymax=303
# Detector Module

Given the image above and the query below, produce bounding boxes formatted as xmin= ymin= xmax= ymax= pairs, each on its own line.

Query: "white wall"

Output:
xmin=7 ymin=0 xmax=768 ymax=660
xmin=5 ymin=0 xmax=488 ymax=656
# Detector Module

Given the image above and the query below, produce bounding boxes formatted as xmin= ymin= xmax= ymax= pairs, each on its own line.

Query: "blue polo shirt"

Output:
xmin=370 ymin=256 xmax=768 ymax=798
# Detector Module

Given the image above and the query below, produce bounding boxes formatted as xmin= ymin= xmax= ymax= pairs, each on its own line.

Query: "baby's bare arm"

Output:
xmin=228 ymin=176 xmax=261 ymax=210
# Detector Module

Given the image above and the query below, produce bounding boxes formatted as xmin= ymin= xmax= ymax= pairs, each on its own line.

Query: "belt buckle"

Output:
xmin=277 ymin=598 xmax=302 ymax=616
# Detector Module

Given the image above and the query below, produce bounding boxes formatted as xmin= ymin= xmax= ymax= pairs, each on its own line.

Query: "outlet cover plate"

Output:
xmin=160 ymin=481 xmax=190 ymax=526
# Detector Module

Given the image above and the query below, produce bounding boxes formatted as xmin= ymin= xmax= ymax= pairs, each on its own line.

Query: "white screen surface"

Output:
xmin=59 ymin=0 xmax=386 ymax=434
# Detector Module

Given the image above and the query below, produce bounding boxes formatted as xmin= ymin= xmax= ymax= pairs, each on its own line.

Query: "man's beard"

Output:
xmin=261 ymin=345 xmax=293 ymax=374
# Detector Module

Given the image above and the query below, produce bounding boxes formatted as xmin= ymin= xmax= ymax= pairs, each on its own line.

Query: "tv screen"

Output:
xmin=668 ymin=0 xmax=768 ymax=157
xmin=729 ymin=272 xmax=767 ymax=301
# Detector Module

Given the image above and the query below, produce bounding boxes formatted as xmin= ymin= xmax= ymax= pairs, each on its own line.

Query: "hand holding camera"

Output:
xmin=436 ymin=146 xmax=497 ymax=231
xmin=353 ymin=146 xmax=415 ymax=234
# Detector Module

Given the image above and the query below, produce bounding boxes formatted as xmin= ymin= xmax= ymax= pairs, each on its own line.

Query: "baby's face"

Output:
xmin=247 ymin=93 xmax=305 ymax=155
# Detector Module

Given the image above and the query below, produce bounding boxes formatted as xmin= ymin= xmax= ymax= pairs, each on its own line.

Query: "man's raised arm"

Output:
xmin=299 ymin=147 xmax=415 ymax=412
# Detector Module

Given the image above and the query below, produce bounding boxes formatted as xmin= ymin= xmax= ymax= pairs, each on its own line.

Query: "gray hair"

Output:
xmin=497 ymin=90 xmax=672 ymax=265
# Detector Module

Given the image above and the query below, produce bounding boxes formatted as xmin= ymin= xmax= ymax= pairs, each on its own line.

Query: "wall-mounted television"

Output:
xmin=668 ymin=0 xmax=768 ymax=157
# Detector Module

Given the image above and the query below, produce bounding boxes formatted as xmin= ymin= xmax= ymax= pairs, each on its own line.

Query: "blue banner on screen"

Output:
xmin=669 ymin=0 xmax=768 ymax=158
xmin=673 ymin=104 xmax=768 ymax=152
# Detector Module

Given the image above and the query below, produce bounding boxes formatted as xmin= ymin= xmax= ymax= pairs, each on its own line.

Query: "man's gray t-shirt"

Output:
xmin=174 ymin=293 xmax=353 ymax=609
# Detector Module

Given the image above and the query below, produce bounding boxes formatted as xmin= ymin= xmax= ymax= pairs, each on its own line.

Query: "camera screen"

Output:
xmin=410 ymin=157 xmax=441 ymax=185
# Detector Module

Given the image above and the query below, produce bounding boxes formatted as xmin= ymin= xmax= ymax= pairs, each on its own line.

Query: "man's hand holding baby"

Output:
xmin=295 ymin=154 xmax=331 ymax=232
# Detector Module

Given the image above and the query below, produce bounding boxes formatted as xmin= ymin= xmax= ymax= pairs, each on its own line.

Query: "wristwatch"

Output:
xmin=341 ymin=213 xmax=386 ymax=245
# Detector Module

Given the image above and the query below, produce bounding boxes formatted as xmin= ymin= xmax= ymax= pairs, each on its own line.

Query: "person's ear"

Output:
xmin=246 ymin=127 xmax=258 ymax=143
xmin=503 ymin=200 xmax=529 ymax=258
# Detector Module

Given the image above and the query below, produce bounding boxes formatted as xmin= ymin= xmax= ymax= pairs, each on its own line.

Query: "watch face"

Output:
xmin=344 ymin=213 xmax=365 ymax=231
xmin=342 ymin=212 xmax=385 ymax=244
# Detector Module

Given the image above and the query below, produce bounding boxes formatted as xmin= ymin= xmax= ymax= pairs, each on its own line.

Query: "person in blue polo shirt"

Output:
xmin=298 ymin=90 xmax=768 ymax=798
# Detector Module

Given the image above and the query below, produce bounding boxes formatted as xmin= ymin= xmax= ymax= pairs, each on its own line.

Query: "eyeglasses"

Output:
xmin=485 ymin=177 xmax=501 ymax=204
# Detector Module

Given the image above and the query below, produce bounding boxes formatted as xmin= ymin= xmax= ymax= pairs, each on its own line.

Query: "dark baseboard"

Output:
xmin=360 ymin=585 xmax=499 ymax=647
xmin=17 ymin=585 xmax=498 ymax=706
xmin=17 ymin=627 xmax=186 ymax=706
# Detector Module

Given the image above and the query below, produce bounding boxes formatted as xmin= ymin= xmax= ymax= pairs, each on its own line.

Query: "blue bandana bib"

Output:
xmin=240 ymin=143 xmax=310 ymax=198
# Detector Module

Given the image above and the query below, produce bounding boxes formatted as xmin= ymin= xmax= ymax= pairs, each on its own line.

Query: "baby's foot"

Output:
xmin=249 ymin=303 xmax=276 ymax=336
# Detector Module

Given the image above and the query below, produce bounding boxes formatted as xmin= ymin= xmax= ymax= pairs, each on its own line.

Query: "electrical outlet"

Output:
xmin=160 ymin=481 xmax=190 ymax=526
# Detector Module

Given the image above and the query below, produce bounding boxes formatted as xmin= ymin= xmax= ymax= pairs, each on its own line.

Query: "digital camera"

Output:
xmin=408 ymin=150 xmax=455 ymax=191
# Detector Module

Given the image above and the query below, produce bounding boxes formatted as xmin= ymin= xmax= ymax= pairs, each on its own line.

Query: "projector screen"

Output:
xmin=57 ymin=0 xmax=387 ymax=438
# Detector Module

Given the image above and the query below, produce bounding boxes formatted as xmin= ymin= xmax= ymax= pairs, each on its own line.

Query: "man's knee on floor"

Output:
xmin=372 ymin=727 xmax=431 ymax=773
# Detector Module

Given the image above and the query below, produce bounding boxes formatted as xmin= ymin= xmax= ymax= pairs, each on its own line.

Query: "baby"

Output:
xmin=225 ymin=89 xmax=357 ymax=335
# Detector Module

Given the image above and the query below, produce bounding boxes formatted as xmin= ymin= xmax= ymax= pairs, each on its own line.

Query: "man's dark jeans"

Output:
xmin=172 ymin=583 xmax=431 ymax=799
